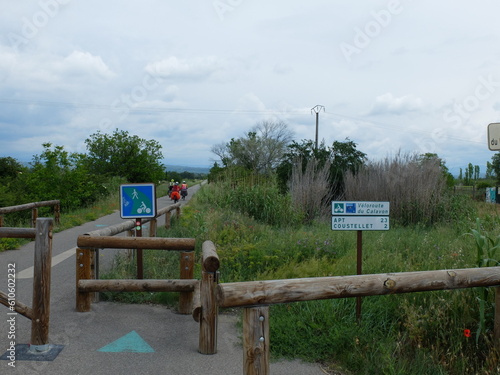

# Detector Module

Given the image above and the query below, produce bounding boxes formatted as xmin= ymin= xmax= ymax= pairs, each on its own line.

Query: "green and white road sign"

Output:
xmin=331 ymin=201 xmax=390 ymax=231
xmin=120 ymin=183 xmax=156 ymax=219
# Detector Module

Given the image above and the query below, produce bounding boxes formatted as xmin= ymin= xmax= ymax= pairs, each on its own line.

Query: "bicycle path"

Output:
xmin=0 ymin=184 xmax=327 ymax=375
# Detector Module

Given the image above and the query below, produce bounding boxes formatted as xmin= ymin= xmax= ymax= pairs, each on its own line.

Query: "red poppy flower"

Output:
xmin=463 ymin=329 xmax=471 ymax=338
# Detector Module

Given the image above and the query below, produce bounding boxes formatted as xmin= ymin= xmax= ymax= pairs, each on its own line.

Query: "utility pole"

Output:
xmin=311 ymin=105 xmax=325 ymax=150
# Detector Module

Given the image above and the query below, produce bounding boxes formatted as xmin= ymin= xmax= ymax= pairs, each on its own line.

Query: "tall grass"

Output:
xmin=343 ymin=152 xmax=468 ymax=226
xmin=288 ymin=157 xmax=332 ymax=222
xmin=196 ymin=174 xmax=303 ymax=227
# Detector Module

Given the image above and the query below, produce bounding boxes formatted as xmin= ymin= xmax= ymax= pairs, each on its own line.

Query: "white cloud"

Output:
xmin=145 ymin=56 xmax=223 ymax=81
xmin=368 ymin=93 xmax=425 ymax=116
xmin=61 ymin=50 xmax=115 ymax=79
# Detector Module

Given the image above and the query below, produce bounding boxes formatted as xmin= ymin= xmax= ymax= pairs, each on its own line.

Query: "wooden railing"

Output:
xmin=0 ymin=200 xmax=60 ymax=228
xmin=82 ymin=201 xmax=182 ymax=280
xmin=76 ymin=234 xmax=220 ymax=354
xmin=216 ymin=267 xmax=500 ymax=375
xmin=0 ymin=218 xmax=53 ymax=349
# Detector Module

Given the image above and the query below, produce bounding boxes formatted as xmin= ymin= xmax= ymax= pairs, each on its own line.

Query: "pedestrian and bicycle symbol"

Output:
xmin=120 ymin=183 xmax=156 ymax=219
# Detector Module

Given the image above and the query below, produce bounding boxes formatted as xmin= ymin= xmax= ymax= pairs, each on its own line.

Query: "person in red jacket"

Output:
xmin=171 ymin=182 xmax=181 ymax=202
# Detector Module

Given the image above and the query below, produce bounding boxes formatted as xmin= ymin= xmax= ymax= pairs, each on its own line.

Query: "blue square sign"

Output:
xmin=346 ymin=203 xmax=356 ymax=213
xmin=120 ymin=183 xmax=156 ymax=219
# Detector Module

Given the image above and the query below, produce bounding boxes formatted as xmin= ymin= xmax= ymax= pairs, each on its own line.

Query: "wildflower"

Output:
xmin=463 ymin=329 xmax=471 ymax=338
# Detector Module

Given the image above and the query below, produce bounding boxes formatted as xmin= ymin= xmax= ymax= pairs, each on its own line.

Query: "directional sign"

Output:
xmin=120 ymin=183 xmax=156 ymax=219
xmin=488 ymin=123 xmax=500 ymax=151
xmin=332 ymin=216 xmax=389 ymax=231
xmin=332 ymin=201 xmax=390 ymax=216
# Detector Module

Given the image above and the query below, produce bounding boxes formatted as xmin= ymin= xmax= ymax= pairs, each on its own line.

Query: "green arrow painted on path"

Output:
xmin=98 ymin=330 xmax=155 ymax=353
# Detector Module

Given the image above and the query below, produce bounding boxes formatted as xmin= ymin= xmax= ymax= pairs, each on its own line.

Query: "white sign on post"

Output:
xmin=488 ymin=123 xmax=500 ymax=151
xmin=331 ymin=201 xmax=390 ymax=231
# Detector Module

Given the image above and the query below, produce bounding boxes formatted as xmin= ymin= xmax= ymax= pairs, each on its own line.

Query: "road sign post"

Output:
xmin=120 ymin=184 xmax=156 ymax=279
xmin=332 ymin=201 xmax=390 ymax=321
xmin=120 ymin=183 xmax=157 ymax=219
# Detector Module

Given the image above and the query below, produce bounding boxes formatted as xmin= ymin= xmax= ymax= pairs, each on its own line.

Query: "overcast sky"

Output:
xmin=1 ymin=1 xmax=499 ymax=174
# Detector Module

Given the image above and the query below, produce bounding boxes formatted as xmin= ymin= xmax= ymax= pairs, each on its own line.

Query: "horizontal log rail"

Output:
xmin=217 ymin=266 xmax=500 ymax=308
xmin=0 ymin=200 xmax=60 ymax=214
xmin=77 ymin=235 xmax=195 ymax=250
xmin=84 ymin=202 xmax=181 ymax=237
xmin=77 ymin=279 xmax=198 ymax=292
xmin=218 ymin=267 xmax=500 ymax=375
xmin=0 ymin=290 xmax=34 ymax=319
xmin=0 ymin=227 xmax=36 ymax=239
xmin=0 ymin=200 xmax=60 ymax=227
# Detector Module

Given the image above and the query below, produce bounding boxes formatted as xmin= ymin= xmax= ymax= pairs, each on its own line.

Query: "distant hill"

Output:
xmin=166 ymin=165 xmax=210 ymax=174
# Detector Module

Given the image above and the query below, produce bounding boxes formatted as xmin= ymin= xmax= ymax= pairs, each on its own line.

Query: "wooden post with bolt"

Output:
xmin=76 ymin=247 xmax=92 ymax=312
xmin=178 ymin=251 xmax=195 ymax=314
xmin=243 ymin=306 xmax=270 ymax=375
xmin=198 ymin=241 xmax=219 ymax=354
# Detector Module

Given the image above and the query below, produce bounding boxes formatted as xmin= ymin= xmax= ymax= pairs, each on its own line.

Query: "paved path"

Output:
xmin=0 ymin=184 xmax=327 ymax=374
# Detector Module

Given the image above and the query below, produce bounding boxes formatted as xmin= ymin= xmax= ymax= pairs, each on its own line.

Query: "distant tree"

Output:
xmin=418 ymin=153 xmax=454 ymax=187
xmin=211 ymin=120 xmax=294 ymax=174
xmin=474 ymin=165 xmax=480 ymax=181
xmin=85 ymin=129 xmax=164 ymax=183
xmin=277 ymin=138 xmax=366 ymax=197
xmin=486 ymin=161 xmax=494 ymax=179
xmin=25 ymin=143 xmax=106 ymax=209
xmin=0 ymin=157 xmax=27 ymax=181
xmin=491 ymin=153 xmax=500 ymax=183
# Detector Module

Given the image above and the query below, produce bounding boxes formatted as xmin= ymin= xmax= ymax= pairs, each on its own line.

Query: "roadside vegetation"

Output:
xmin=4 ymin=120 xmax=500 ymax=373
xmin=99 ymin=117 xmax=500 ymax=374
xmin=102 ymin=172 xmax=500 ymax=374
xmin=0 ymin=128 xmax=204 ymax=251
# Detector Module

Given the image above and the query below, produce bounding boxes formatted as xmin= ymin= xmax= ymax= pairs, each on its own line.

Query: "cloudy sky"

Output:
xmin=1 ymin=1 xmax=499 ymax=175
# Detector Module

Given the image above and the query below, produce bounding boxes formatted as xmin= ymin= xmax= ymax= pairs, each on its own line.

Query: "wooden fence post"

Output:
xmin=178 ymin=251 xmax=194 ymax=314
xmin=199 ymin=270 xmax=218 ymax=354
xmin=54 ymin=202 xmax=61 ymax=225
xmin=149 ymin=218 xmax=157 ymax=237
xmin=165 ymin=211 xmax=171 ymax=229
xmin=243 ymin=306 xmax=270 ymax=375
xmin=199 ymin=241 xmax=220 ymax=354
xmin=31 ymin=208 xmax=38 ymax=228
xmin=76 ymin=247 xmax=92 ymax=312
xmin=30 ymin=218 xmax=53 ymax=347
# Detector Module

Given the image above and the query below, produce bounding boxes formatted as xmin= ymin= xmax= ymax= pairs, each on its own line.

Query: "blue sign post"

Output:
xmin=120 ymin=183 xmax=156 ymax=280
xmin=120 ymin=183 xmax=156 ymax=219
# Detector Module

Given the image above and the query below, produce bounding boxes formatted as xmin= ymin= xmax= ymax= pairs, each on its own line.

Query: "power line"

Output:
xmin=0 ymin=98 xmax=309 ymax=116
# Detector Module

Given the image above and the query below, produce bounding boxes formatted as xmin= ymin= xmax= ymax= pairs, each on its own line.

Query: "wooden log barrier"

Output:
xmin=77 ymin=279 xmax=198 ymax=292
xmin=192 ymin=282 xmax=201 ymax=323
xmin=243 ymin=306 xmax=270 ymax=375
xmin=179 ymin=251 xmax=195 ymax=314
xmin=0 ymin=290 xmax=33 ymax=320
xmin=0 ymin=200 xmax=60 ymax=214
xmin=202 ymin=240 xmax=220 ymax=272
xmin=77 ymin=235 xmax=195 ymax=250
xmin=199 ymin=270 xmax=218 ymax=354
xmin=76 ymin=247 xmax=92 ymax=312
xmin=199 ymin=240 xmax=220 ymax=354
xmin=0 ymin=227 xmax=36 ymax=239
xmin=217 ymin=267 xmax=500 ymax=308
xmin=31 ymin=218 xmax=53 ymax=346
